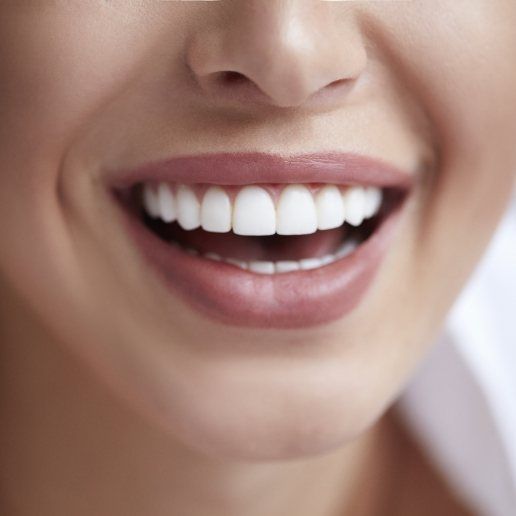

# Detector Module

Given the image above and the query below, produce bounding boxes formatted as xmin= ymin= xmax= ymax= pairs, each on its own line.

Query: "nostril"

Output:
xmin=328 ymin=78 xmax=347 ymax=89
xmin=220 ymin=71 xmax=249 ymax=86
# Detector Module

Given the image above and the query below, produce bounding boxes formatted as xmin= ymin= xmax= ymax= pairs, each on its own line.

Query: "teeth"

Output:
xmin=225 ymin=257 xmax=248 ymax=270
xmin=233 ymin=186 xmax=276 ymax=236
xmin=157 ymin=183 xmax=176 ymax=223
xmin=204 ymin=252 xmax=222 ymax=262
xmin=335 ymin=239 xmax=359 ymax=259
xmin=248 ymin=261 xmax=275 ymax=274
xmin=315 ymin=185 xmax=346 ymax=230
xmin=143 ymin=184 xmax=160 ymax=219
xmin=195 ymin=236 xmax=360 ymax=274
xmin=299 ymin=257 xmax=324 ymax=270
xmin=275 ymin=261 xmax=301 ymax=273
xmin=142 ymin=182 xmax=384 ymax=235
xmin=342 ymin=186 xmax=366 ymax=227
xmin=276 ymin=185 xmax=317 ymax=235
xmin=201 ymin=186 xmax=232 ymax=233
xmin=177 ymin=185 xmax=201 ymax=230
xmin=364 ymin=186 xmax=383 ymax=219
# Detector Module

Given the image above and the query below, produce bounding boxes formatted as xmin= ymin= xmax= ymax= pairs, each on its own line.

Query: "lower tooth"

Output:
xmin=248 ymin=261 xmax=275 ymax=274
xmin=225 ymin=258 xmax=248 ymax=270
xmin=299 ymin=257 xmax=323 ymax=270
xmin=320 ymin=255 xmax=336 ymax=265
xmin=205 ymin=252 xmax=222 ymax=262
xmin=198 ymin=239 xmax=359 ymax=273
xmin=275 ymin=261 xmax=300 ymax=273
xmin=335 ymin=239 xmax=359 ymax=259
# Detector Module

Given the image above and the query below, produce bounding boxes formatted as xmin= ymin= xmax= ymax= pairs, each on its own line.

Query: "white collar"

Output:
xmin=397 ymin=192 xmax=516 ymax=516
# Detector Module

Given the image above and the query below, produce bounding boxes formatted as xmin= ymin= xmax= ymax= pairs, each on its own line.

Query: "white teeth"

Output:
xmin=177 ymin=185 xmax=201 ymax=230
xmin=275 ymin=261 xmax=301 ymax=273
xmin=277 ymin=185 xmax=318 ymax=235
xmin=335 ymin=239 xmax=359 ymax=259
xmin=201 ymin=186 xmax=232 ymax=233
xmin=157 ymin=183 xmax=176 ymax=223
xmin=196 ymin=236 xmax=360 ymax=274
xmin=143 ymin=184 xmax=160 ymax=219
xmin=364 ymin=187 xmax=383 ymax=219
xmin=248 ymin=261 xmax=275 ymax=274
xmin=342 ymin=186 xmax=366 ymax=227
xmin=299 ymin=257 xmax=324 ymax=270
xmin=205 ymin=252 xmax=222 ymax=262
xmin=225 ymin=257 xmax=248 ymax=270
xmin=315 ymin=185 xmax=346 ymax=230
xmin=320 ymin=255 xmax=336 ymax=265
xmin=142 ymin=182 xmax=385 ymax=235
xmin=233 ymin=186 xmax=276 ymax=236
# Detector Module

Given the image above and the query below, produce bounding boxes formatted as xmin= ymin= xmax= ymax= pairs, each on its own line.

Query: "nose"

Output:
xmin=186 ymin=0 xmax=367 ymax=110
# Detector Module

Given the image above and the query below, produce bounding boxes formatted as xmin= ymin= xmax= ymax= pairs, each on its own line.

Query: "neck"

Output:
xmin=0 ymin=292 xmax=390 ymax=516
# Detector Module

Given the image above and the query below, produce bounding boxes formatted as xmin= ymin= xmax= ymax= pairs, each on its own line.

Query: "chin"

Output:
xmin=127 ymin=354 xmax=392 ymax=462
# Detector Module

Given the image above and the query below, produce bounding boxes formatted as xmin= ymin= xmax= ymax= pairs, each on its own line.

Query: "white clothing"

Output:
xmin=397 ymin=191 xmax=516 ymax=516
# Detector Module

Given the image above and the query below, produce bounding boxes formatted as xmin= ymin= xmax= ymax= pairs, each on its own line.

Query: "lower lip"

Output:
xmin=122 ymin=199 xmax=407 ymax=329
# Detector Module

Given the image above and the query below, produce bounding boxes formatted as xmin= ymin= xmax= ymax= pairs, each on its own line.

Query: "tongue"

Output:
xmin=166 ymin=225 xmax=348 ymax=261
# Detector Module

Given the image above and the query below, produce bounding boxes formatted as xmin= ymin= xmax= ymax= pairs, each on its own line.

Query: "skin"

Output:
xmin=0 ymin=1 xmax=515 ymax=515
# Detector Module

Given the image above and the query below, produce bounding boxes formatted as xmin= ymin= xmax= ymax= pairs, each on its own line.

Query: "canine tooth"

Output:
xmin=277 ymin=185 xmax=318 ymax=235
xmin=316 ymin=185 xmax=345 ymax=230
xmin=201 ymin=187 xmax=232 ymax=233
xmin=177 ymin=185 xmax=201 ymax=230
xmin=342 ymin=186 xmax=366 ymax=227
xmin=225 ymin=258 xmax=248 ymax=270
xmin=364 ymin=187 xmax=383 ymax=218
xmin=248 ymin=261 xmax=275 ymax=274
xmin=233 ymin=186 xmax=276 ymax=236
xmin=157 ymin=183 xmax=176 ymax=222
xmin=204 ymin=252 xmax=222 ymax=262
xmin=143 ymin=184 xmax=160 ymax=218
xmin=275 ymin=261 xmax=300 ymax=273
xmin=299 ymin=257 xmax=324 ymax=270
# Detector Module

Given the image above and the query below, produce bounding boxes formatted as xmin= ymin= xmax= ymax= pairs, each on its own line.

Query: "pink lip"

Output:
xmin=113 ymin=152 xmax=414 ymax=329
xmin=111 ymin=152 xmax=414 ymax=188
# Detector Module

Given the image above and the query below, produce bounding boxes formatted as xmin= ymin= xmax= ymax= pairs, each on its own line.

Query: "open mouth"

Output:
xmin=111 ymin=152 xmax=413 ymax=328
xmin=119 ymin=182 xmax=401 ymax=274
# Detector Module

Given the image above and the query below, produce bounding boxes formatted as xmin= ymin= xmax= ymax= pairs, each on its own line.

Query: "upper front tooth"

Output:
xmin=276 ymin=185 xmax=317 ymax=235
xmin=364 ymin=187 xmax=383 ymax=218
xmin=201 ymin=186 xmax=232 ymax=233
xmin=315 ymin=185 xmax=345 ymax=230
xmin=144 ymin=182 xmax=376 ymax=233
xmin=233 ymin=186 xmax=276 ymax=236
xmin=157 ymin=183 xmax=176 ymax=223
xmin=143 ymin=184 xmax=160 ymax=219
xmin=343 ymin=186 xmax=366 ymax=227
xmin=176 ymin=185 xmax=201 ymax=230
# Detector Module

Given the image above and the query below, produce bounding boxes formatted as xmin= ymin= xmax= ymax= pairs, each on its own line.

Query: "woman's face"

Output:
xmin=1 ymin=1 xmax=515 ymax=460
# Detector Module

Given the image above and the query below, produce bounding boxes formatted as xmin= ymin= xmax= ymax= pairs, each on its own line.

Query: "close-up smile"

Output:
xmin=2 ymin=1 xmax=516 ymax=514
xmin=113 ymin=152 xmax=414 ymax=328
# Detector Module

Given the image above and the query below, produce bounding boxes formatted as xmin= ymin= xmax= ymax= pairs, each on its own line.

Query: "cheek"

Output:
xmin=392 ymin=2 xmax=516 ymax=298
xmin=0 ymin=8 xmax=169 ymax=174
xmin=0 ymin=9 xmax=166 ymax=347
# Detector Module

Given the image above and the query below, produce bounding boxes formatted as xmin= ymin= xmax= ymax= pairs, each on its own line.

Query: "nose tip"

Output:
xmin=186 ymin=3 xmax=367 ymax=110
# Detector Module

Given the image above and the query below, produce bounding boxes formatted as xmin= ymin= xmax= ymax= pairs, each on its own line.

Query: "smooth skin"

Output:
xmin=1 ymin=1 xmax=515 ymax=515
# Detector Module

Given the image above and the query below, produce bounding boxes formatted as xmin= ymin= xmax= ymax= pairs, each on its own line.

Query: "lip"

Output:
xmin=112 ymin=152 xmax=414 ymax=329
xmin=111 ymin=152 xmax=414 ymax=188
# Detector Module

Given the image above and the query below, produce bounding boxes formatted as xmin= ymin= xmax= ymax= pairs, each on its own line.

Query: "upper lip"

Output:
xmin=110 ymin=152 xmax=415 ymax=190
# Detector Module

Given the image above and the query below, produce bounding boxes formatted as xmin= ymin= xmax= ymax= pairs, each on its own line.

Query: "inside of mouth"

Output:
xmin=124 ymin=186 xmax=402 ymax=265
xmin=144 ymin=217 xmax=371 ymax=261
